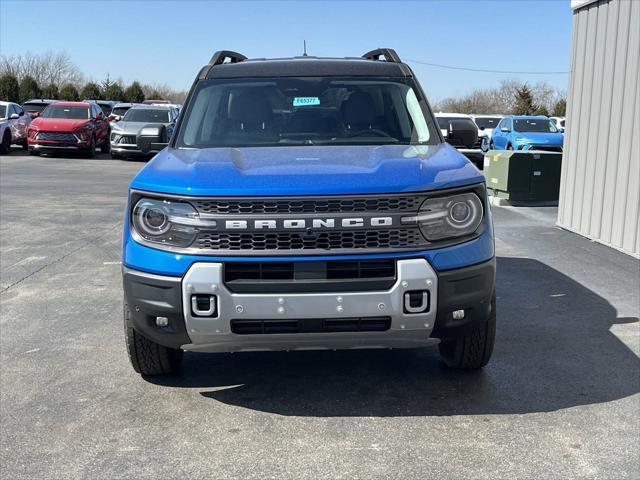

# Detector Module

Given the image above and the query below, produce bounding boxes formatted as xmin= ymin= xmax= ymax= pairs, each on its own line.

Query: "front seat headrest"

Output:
xmin=342 ymin=91 xmax=376 ymax=130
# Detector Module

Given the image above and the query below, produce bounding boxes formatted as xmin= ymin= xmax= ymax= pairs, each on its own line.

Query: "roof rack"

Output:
xmin=209 ymin=50 xmax=247 ymax=66
xmin=362 ymin=48 xmax=402 ymax=63
xmin=200 ymin=50 xmax=247 ymax=79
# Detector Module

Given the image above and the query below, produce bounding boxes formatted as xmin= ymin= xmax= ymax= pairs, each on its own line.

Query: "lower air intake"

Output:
xmin=230 ymin=317 xmax=392 ymax=335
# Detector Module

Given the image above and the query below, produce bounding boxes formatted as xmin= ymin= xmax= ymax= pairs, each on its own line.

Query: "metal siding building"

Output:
xmin=558 ymin=0 xmax=640 ymax=257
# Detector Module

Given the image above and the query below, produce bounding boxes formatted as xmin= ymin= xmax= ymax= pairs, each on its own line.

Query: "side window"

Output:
xmin=505 ymin=118 xmax=512 ymax=131
xmin=8 ymin=104 xmax=16 ymax=116
xmin=16 ymin=105 xmax=24 ymax=115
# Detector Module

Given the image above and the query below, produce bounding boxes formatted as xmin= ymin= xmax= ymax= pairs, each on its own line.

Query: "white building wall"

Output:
xmin=558 ymin=0 xmax=640 ymax=257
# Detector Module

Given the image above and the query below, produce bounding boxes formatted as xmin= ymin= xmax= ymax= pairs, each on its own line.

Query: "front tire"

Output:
xmin=0 ymin=131 xmax=10 ymax=154
xmin=438 ymin=294 xmax=496 ymax=369
xmin=124 ymin=302 xmax=183 ymax=376
xmin=100 ymin=139 xmax=110 ymax=154
xmin=506 ymin=143 xmax=514 ymax=151
xmin=110 ymin=151 xmax=122 ymax=160
xmin=84 ymin=136 xmax=96 ymax=158
xmin=21 ymin=139 xmax=28 ymax=151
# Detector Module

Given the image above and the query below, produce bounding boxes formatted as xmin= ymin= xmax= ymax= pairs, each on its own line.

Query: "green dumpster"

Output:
xmin=482 ymin=150 xmax=562 ymax=202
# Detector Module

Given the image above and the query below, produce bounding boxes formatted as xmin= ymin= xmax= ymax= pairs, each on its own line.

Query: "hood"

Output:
xmin=31 ymin=117 xmax=90 ymax=131
xmin=131 ymin=143 xmax=484 ymax=196
xmin=513 ymin=131 xmax=564 ymax=144
xmin=112 ymin=121 xmax=167 ymax=135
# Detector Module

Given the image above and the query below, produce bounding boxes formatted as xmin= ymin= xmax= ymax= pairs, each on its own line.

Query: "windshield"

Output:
xmin=23 ymin=103 xmax=49 ymax=114
xmin=176 ymin=77 xmax=438 ymax=148
xmin=98 ymin=103 xmax=113 ymax=115
xmin=0 ymin=106 xmax=6 ymax=119
xmin=123 ymin=109 xmax=170 ymax=123
xmin=514 ymin=119 xmax=558 ymax=133
xmin=41 ymin=105 xmax=89 ymax=119
xmin=474 ymin=117 xmax=502 ymax=129
xmin=112 ymin=106 xmax=130 ymax=116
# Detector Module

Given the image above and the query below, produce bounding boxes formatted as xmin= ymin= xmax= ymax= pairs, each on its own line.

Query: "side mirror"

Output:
xmin=95 ymin=113 xmax=103 ymax=121
xmin=9 ymin=113 xmax=19 ymax=120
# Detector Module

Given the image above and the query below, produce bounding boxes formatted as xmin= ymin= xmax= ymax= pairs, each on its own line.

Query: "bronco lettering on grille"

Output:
xmin=224 ymin=217 xmax=393 ymax=230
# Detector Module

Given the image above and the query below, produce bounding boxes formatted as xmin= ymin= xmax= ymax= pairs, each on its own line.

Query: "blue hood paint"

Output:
xmin=513 ymin=132 xmax=564 ymax=145
xmin=130 ymin=143 xmax=484 ymax=196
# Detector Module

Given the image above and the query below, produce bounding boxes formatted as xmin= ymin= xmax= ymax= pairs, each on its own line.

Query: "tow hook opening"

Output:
xmin=403 ymin=290 xmax=430 ymax=314
xmin=191 ymin=294 xmax=217 ymax=317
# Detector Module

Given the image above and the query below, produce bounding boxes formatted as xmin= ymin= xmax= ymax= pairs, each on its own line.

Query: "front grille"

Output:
xmin=195 ymin=229 xmax=425 ymax=251
xmin=529 ymin=145 xmax=563 ymax=153
xmin=191 ymin=196 xmax=422 ymax=214
xmin=37 ymin=132 xmax=76 ymax=142
xmin=231 ymin=317 xmax=392 ymax=335
xmin=224 ymin=259 xmax=396 ymax=293
xmin=118 ymin=135 xmax=136 ymax=144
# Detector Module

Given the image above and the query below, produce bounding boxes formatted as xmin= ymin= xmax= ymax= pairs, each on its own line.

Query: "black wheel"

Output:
xmin=489 ymin=141 xmax=495 ymax=151
xmin=124 ymin=302 xmax=183 ymax=376
xmin=506 ymin=143 xmax=514 ymax=151
xmin=28 ymin=149 xmax=40 ymax=156
xmin=100 ymin=139 xmax=110 ymax=154
xmin=438 ymin=294 xmax=496 ymax=370
xmin=21 ymin=139 xmax=28 ymax=151
xmin=0 ymin=131 xmax=10 ymax=154
xmin=110 ymin=151 xmax=122 ymax=160
xmin=85 ymin=136 xmax=96 ymax=158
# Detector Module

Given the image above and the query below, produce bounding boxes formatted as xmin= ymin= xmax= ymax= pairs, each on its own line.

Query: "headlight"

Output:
xmin=404 ymin=192 xmax=484 ymax=241
xmin=132 ymin=197 xmax=211 ymax=248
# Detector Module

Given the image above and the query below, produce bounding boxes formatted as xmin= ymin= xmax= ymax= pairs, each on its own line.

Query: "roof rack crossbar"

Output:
xmin=362 ymin=48 xmax=402 ymax=63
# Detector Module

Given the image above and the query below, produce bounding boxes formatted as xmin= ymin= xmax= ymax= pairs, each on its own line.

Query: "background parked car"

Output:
xmin=490 ymin=115 xmax=564 ymax=152
xmin=28 ymin=101 xmax=110 ymax=158
xmin=109 ymin=104 xmax=179 ymax=159
xmin=108 ymin=102 xmax=136 ymax=122
xmin=142 ymin=99 xmax=169 ymax=104
xmin=0 ymin=101 xmax=31 ymax=154
xmin=549 ymin=116 xmax=566 ymax=133
xmin=21 ymin=99 xmax=56 ymax=118
xmin=471 ymin=114 xmax=504 ymax=139
xmin=83 ymin=99 xmax=120 ymax=117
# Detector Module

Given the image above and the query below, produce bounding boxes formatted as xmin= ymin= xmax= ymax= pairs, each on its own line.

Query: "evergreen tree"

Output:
xmin=59 ymin=83 xmax=80 ymax=101
xmin=513 ymin=84 xmax=538 ymax=115
xmin=552 ymin=99 xmax=567 ymax=117
xmin=41 ymin=83 xmax=59 ymax=99
xmin=18 ymin=75 xmax=41 ymax=103
xmin=0 ymin=74 xmax=20 ymax=102
xmin=124 ymin=81 xmax=145 ymax=103
xmin=81 ymin=82 xmax=102 ymax=100
xmin=103 ymin=83 xmax=125 ymax=101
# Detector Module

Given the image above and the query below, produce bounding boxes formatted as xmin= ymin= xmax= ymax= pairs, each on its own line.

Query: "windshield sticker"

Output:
xmin=293 ymin=97 xmax=320 ymax=107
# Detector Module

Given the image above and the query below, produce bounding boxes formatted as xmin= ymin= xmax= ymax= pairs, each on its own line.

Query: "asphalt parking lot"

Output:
xmin=1 ymin=151 xmax=639 ymax=479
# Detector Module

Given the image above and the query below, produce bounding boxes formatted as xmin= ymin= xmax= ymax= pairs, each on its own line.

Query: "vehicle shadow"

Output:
xmin=148 ymin=257 xmax=639 ymax=416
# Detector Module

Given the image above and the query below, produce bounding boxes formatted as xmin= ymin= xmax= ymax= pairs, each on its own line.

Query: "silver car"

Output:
xmin=109 ymin=104 xmax=179 ymax=159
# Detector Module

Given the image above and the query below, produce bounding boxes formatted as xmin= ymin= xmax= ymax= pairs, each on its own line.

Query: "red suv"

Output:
xmin=28 ymin=101 xmax=110 ymax=158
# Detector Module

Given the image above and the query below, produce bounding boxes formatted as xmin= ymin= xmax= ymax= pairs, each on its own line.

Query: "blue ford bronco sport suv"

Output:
xmin=122 ymin=49 xmax=496 ymax=376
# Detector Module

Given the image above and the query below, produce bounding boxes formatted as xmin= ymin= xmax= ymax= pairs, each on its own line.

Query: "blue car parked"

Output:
xmin=490 ymin=115 xmax=564 ymax=152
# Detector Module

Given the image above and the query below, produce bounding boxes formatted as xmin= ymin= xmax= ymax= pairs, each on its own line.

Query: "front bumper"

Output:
xmin=123 ymin=257 xmax=495 ymax=353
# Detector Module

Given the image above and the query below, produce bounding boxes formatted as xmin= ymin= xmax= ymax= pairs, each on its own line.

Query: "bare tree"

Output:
xmin=0 ymin=51 xmax=83 ymax=88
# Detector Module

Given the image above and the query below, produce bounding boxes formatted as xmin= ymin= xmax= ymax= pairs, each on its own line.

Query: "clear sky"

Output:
xmin=0 ymin=0 xmax=573 ymax=101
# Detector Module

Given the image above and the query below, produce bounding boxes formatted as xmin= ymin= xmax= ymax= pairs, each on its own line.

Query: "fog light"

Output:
xmin=452 ymin=309 xmax=465 ymax=320
xmin=156 ymin=316 xmax=169 ymax=327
